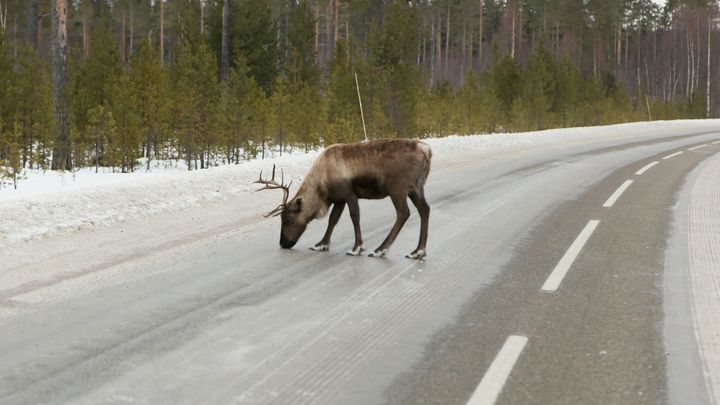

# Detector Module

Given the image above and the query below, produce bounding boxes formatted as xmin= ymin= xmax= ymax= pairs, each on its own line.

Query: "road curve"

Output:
xmin=1 ymin=125 xmax=720 ymax=404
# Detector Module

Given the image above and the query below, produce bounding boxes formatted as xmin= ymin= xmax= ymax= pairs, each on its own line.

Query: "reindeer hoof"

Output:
xmin=310 ymin=244 xmax=329 ymax=252
xmin=346 ymin=246 xmax=365 ymax=256
xmin=368 ymin=248 xmax=388 ymax=258
xmin=405 ymin=249 xmax=426 ymax=260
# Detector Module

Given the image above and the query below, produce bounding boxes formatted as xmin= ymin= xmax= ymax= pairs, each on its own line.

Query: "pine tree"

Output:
xmin=132 ymin=38 xmax=170 ymax=169
xmin=208 ymin=0 xmax=278 ymax=93
xmin=85 ymin=105 xmax=116 ymax=172
xmin=511 ymin=45 xmax=558 ymax=130
xmin=110 ymin=70 xmax=142 ymax=172
xmin=13 ymin=45 xmax=54 ymax=169
xmin=371 ymin=0 xmax=422 ymax=136
xmin=484 ymin=48 xmax=522 ymax=122
xmin=68 ymin=20 xmax=123 ymax=168
xmin=325 ymin=42 xmax=364 ymax=144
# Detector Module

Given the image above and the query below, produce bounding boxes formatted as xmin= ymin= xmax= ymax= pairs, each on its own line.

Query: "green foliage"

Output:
xmin=325 ymin=42 xmax=365 ymax=144
xmin=208 ymin=0 xmax=278 ymax=93
xmin=85 ymin=105 xmax=116 ymax=171
xmin=2 ymin=0 xmax=713 ymax=176
xmin=484 ymin=52 xmax=523 ymax=120
xmin=132 ymin=38 xmax=171 ymax=168
xmin=286 ymin=1 xmax=319 ymax=86
xmin=511 ymin=46 xmax=558 ymax=131
xmin=370 ymin=0 xmax=422 ymax=137
xmin=171 ymin=37 xmax=221 ymax=170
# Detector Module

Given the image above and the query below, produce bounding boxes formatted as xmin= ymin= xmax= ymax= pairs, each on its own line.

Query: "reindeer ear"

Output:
xmin=295 ymin=198 xmax=303 ymax=210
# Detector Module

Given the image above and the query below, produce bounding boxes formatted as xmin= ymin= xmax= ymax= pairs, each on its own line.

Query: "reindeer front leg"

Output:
xmin=345 ymin=194 xmax=365 ymax=256
xmin=310 ymin=202 xmax=345 ymax=252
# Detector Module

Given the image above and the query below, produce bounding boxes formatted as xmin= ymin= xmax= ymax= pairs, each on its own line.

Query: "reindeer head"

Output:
xmin=255 ymin=165 xmax=309 ymax=249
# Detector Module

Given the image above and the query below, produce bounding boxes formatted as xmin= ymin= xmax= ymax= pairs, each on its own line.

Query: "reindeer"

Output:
xmin=255 ymin=139 xmax=432 ymax=259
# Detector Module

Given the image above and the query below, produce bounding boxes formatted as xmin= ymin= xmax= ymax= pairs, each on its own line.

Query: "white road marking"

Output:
xmin=466 ymin=335 xmax=529 ymax=405
xmin=711 ymin=140 xmax=720 ymax=144
xmin=688 ymin=144 xmax=709 ymax=151
xmin=541 ymin=220 xmax=600 ymax=292
xmin=603 ymin=180 xmax=634 ymax=208
xmin=663 ymin=151 xmax=683 ymax=160
xmin=635 ymin=161 xmax=658 ymax=175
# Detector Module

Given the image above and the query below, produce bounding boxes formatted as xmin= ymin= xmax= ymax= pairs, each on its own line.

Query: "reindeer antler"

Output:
xmin=255 ymin=164 xmax=293 ymax=217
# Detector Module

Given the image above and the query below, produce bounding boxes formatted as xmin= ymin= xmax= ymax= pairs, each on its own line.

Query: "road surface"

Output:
xmin=2 ymin=124 xmax=720 ymax=404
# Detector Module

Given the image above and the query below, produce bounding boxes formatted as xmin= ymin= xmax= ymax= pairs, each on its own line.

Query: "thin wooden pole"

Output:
xmin=355 ymin=73 xmax=368 ymax=141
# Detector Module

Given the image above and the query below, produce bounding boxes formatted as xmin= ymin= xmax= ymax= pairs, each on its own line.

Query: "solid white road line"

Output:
xmin=603 ymin=180 xmax=634 ymax=208
xmin=688 ymin=144 xmax=709 ymax=151
xmin=466 ymin=335 xmax=529 ymax=405
xmin=711 ymin=140 xmax=720 ymax=144
xmin=663 ymin=151 xmax=683 ymax=160
xmin=541 ymin=220 xmax=600 ymax=292
xmin=635 ymin=161 xmax=659 ymax=175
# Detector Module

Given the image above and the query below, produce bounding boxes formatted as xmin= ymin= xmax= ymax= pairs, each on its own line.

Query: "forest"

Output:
xmin=0 ymin=0 xmax=718 ymax=177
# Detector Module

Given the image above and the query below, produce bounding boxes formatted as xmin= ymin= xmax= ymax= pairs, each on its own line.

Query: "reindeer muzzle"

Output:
xmin=280 ymin=235 xmax=297 ymax=249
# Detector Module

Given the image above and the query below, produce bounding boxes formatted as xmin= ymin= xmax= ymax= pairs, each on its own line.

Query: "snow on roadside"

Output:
xmin=1 ymin=120 xmax=718 ymax=247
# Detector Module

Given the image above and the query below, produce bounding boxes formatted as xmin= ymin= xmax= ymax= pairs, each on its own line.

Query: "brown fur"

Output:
xmin=276 ymin=139 xmax=432 ymax=259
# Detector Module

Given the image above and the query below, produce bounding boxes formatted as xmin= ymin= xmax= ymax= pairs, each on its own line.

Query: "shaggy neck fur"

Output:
xmin=294 ymin=164 xmax=329 ymax=220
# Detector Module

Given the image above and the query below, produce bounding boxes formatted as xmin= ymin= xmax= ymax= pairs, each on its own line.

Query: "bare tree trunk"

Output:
xmin=625 ymin=28 xmax=629 ymax=80
xmin=121 ymin=11 xmax=126 ymax=62
xmin=160 ymin=0 xmax=164 ymax=66
xmin=0 ymin=0 xmax=6 ymax=31
xmin=461 ymin=16 xmax=466 ymax=85
xmin=707 ymin=15 xmax=712 ymax=117
xmin=511 ymin=5 xmax=516 ymax=59
xmin=687 ymin=29 xmax=691 ymax=98
xmin=616 ymin=27 xmax=621 ymax=78
xmin=326 ymin=1 xmax=332 ymax=62
xmin=637 ymin=28 xmax=641 ymax=92
xmin=200 ymin=0 xmax=204 ymax=35
xmin=27 ymin=0 xmax=38 ymax=48
xmin=314 ymin=0 xmax=319 ymax=65
xmin=51 ymin=0 xmax=71 ymax=170
xmin=129 ymin=0 xmax=133 ymax=59
xmin=333 ymin=0 xmax=339 ymax=47
xmin=697 ymin=15 xmax=702 ymax=92
xmin=221 ymin=0 xmax=229 ymax=83
xmin=445 ymin=0 xmax=451 ymax=79
xmin=555 ymin=19 xmax=560 ymax=60
xmin=82 ymin=2 xmax=88 ymax=58
xmin=430 ymin=14 xmax=435 ymax=87
xmin=478 ymin=0 xmax=483 ymax=68
xmin=593 ymin=35 xmax=597 ymax=77
xmin=436 ymin=10 xmax=442 ymax=82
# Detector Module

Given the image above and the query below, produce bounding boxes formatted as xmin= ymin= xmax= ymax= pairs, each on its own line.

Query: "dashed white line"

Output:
xmin=603 ymin=180 xmax=634 ymax=208
xmin=635 ymin=161 xmax=659 ymax=175
xmin=541 ymin=220 xmax=600 ymax=292
xmin=466 ymin=335 xmax=529 ymax=405
xmin=663 ymin=151 xmax=683 ymax=160
xmin=688 ymin=144 xmax=709 ymax=151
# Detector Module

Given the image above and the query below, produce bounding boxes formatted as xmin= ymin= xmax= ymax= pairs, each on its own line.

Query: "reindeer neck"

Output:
xmin=296 ymin=175 xmax=329 ymax=218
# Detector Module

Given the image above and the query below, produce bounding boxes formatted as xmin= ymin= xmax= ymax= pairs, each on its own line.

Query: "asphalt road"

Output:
xmin=1 ymin=126 xmax=720 ymax=404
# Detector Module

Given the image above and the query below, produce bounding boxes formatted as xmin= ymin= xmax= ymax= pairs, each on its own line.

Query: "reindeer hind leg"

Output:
xmin=407 ymin=190 xmax=430 ymax=259
xmin=369 ymin=193 xmax=410 ymax=258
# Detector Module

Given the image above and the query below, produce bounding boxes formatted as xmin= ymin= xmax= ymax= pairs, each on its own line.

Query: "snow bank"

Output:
xmin=1 ymin=120 xmax=718 ymax=246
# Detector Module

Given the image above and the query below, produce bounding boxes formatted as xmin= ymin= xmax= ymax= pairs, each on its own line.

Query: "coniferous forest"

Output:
xmin=0 ymin=0 xmax=718 ymax=175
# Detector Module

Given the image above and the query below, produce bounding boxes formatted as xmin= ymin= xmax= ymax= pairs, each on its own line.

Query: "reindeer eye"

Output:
xmin=283 ymin=218 xmax=293 ymax=225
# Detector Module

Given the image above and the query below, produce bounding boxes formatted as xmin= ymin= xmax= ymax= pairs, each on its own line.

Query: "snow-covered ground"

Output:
xmin=1 ymin=120 xmax=718 ymax=248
